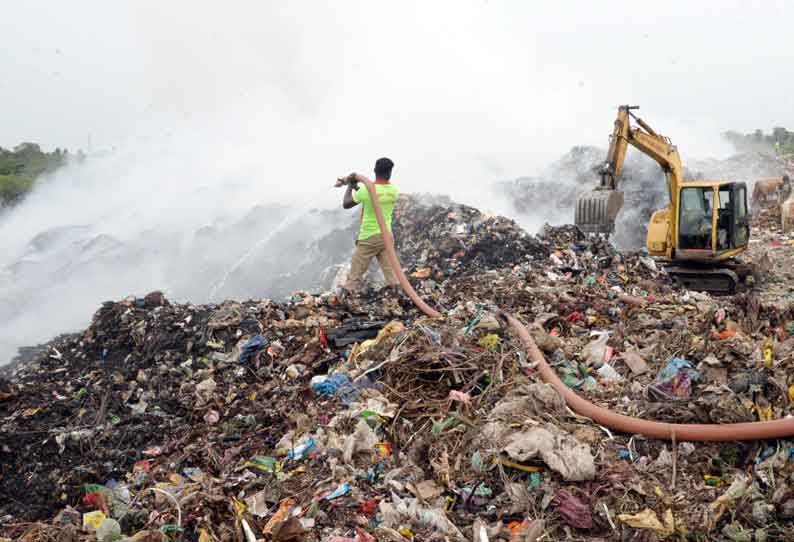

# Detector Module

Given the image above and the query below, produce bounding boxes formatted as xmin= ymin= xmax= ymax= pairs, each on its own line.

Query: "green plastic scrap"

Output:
xmin=74 ymin=388 xmax=88 ymax=400
xmin=84 ymin=483 xmax=107 ymax=495
xmin=431 ymin=417 xmax=461 ymax=437
xmin=244 ymin=456 xmax=281 ymax=473
xmin=463 ymin=305 xmax=484 ymax=336
xmin=471 ymin=451 xmax=486 ymax=473
xmin=360 ymin=410 xmax=387 ymax=424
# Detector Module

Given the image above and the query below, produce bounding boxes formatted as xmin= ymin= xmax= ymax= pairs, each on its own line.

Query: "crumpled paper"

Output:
xmin=502 ymin=425 xmax=595 ymax=481
xmin=618 ymin=508 xmax=675 ymax=536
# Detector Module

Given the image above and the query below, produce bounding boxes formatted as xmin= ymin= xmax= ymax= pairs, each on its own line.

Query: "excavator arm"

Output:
xmin=576 ymin=105 xmax=684 ymax=248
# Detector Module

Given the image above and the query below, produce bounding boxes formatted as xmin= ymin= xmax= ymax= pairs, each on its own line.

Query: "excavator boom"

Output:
xmin=575 ymin=105 xmax=683 ymax=242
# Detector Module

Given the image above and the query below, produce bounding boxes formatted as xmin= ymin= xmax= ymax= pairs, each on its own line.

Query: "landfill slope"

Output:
xmin=2 ymin=195 xmax=794 ymax=541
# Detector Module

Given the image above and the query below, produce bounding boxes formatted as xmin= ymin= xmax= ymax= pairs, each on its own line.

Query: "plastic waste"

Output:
xmin=596 ymin=363 xmax=622 ymax=382
xmin=552 ymin=490 xmax=592 ymax=529
xmin=244 ymin=455 xmax=281 ymax=473
xmin=312 ymin=373 xmax=351 ymax=396
xmin=649 ymin=357 xmax=700 ymax=400
xmin=82 ymin=510 xmax=106 ymax=532
xmin=96 ymin=518 xmax=122 ymax=542
xmin=239 ymin=334 xmax=269 ymax=364
xmin=287 ymin=438 xmax=316 ymax=460
xmin=582 ymin=331 xmax=610 ymax=367
xmin=324 ymin=483 xmax=351 ymax=500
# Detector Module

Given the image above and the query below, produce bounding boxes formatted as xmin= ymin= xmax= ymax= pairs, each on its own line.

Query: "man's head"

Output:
xmin=374 ymin=157 xmax=394 ymax=180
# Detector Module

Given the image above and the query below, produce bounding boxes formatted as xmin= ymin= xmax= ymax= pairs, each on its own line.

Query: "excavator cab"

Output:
xmin=675 ymin=181 xmax=749 ymax=258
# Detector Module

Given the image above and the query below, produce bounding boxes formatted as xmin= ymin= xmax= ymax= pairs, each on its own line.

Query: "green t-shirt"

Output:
xmin=353 ymin=183 xmax=399 ymax=240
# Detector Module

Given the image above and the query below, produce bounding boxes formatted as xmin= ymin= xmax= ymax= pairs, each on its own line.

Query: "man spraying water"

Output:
xmin=336 ymin=157 xmax=400 ymax=293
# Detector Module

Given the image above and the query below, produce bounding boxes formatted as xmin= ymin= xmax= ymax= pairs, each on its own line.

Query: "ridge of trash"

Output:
xmin=2 ymin=194 xmax=794 ymax=541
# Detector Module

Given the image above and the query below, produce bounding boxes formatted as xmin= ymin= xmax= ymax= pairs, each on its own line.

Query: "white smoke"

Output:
xmin=1 ymin=2 xmax=768 ymax=363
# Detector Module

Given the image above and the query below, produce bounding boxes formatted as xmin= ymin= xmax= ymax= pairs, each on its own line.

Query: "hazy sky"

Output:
xmin=2 ymin=1 xmax=792 ymax=171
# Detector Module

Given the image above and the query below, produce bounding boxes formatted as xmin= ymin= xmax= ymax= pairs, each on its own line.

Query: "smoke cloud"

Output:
xmin=2 ymin=1 xmax=790 ymax=363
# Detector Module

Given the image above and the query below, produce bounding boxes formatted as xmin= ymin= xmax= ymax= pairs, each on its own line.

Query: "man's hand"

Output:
xmin=335 ymin=173 xmax=360 ymax=188
xmin=342 ymin=173 xmax=360 ymax=209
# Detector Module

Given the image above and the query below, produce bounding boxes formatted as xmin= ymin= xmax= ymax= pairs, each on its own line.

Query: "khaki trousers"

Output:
xmin=346 ymin=234 xmax=397 ymax=290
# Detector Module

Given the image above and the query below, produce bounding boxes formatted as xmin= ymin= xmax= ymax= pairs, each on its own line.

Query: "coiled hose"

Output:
xmin=363 ymin=180 xmax=794 ymax=441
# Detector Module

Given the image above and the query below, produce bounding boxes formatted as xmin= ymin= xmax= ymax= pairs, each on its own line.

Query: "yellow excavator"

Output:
xmin=575 ymin=105 xmax=751 ymax=293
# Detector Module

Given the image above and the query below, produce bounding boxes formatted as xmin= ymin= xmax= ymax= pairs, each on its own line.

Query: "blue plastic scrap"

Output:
xmin=239 ymin=334 xmax=268 ymax=364
xmin=312 ymin=373 xmax=351 ymax=396
xmin=324 ymin=483 xmax=351 ymax=500
xmin=288 ymin=438 xmax=316 ymax=460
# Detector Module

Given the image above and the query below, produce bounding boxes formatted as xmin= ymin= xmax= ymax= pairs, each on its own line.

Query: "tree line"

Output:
xmin=722 ymin=127 xmax=794 ymax=155
xmin=0 ymin=143 xmax=80 ymax=207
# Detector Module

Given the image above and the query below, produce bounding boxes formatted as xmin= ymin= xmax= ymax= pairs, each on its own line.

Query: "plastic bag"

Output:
xmin=581 ymin=332 xmax=610 ymax=366
xmin=649 ymin=357 xmax=700 ymax=400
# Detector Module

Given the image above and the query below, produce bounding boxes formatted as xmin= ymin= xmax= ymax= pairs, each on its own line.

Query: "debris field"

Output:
xmin=2 ymin=192 xmax=794 ymax=542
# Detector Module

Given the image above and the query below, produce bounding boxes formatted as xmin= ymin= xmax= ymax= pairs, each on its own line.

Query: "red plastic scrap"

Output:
xmin=711 ymin=329 xmax=737 ymax=341
xmin=565 ymin=311 xmax=583 ymax=324
xmin=83 ymin=492 xmax=109 ymax=515
xmin=552 ymin=489 xmax=592 ymax=529
xmin=319 ymin=327 xmax=330 ymax=349
xmin=359 ymin=498 xmax=381 ymax=517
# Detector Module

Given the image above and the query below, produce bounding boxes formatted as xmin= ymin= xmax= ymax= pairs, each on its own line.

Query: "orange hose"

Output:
xmin=362 ymin=181 xmax=794 ymax=441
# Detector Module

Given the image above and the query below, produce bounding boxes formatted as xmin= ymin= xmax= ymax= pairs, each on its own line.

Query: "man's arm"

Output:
xmin=341 ymin=173 xmax=373 ymax=209
xmin=342 ymin=181 xmax=358 ymax=209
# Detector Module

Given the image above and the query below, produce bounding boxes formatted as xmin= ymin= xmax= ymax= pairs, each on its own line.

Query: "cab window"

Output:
xmin=679 ymin=187 xmax=713 ymax=249
xmin=735 ymin=186 xmax=748 ymax=246
xmin=716 ymin=187 xmax=733 ymax=249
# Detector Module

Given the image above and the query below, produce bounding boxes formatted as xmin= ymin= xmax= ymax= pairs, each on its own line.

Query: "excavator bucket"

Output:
xmin=574 ymin=189 xmax=625 ymax=235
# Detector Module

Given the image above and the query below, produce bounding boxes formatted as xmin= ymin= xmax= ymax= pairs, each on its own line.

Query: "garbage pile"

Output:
xmin=689 ymin=152 xmax=786 ymax=186
xmin=392 ymin=197 xmax=549 ymax=282
xmin=3 ymin=197 xmax=794 ymax=542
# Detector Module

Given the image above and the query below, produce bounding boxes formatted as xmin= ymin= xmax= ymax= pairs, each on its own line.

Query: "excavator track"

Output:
xmin=663 ymin=261 xmax=753 ymax=295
